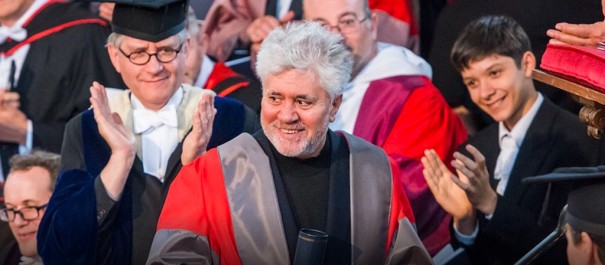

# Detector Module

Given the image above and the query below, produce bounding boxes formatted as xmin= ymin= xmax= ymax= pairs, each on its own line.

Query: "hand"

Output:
xmin=89 ymin=81 xmax=135 ymax=156
xmin=245 ymin=11 xmax=295 ymax=44
xmin=0 ymin=89 xmax=27 ymax=143
xmin=546 ymin=21 xmax=605 ymax=47
xmin=98 ymin=3 xmax=115 ymax=22
xmin=450 ymin=145 xmax=498 ymax=215
xmin=90 ymin=81 xmax=136 ymax=200
xmin=422 ymin=149 xmax=476 ymax=234
xmin=0 ymin=89 xmax=20 ymax=109
xmin=181 ymin=93 xmax=217 ymax=165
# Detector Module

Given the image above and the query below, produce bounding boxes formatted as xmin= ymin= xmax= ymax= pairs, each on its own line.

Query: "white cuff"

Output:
xmin=18 ymin=119 xmax=33 ymax=155
xmin=453 ymin=220 xmax=479 ymax=246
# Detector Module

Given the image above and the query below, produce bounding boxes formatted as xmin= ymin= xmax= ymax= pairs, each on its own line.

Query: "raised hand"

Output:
xmin=90 ymin=81 xmax=136 ymax=200
xmin=422 ymin=149 xmax=476 ymax=234
xmin=181 ymin=93 xmax=217 ymax=165
xmin=450 ymin=144 xmax=498 ymax=216
xmin=89 ymin=81 xmax=135 ymax=156
xmin=0 ymin=89 xmax=27 ymax=144
xmin=245 ymin=11 xmax=295 ymax=44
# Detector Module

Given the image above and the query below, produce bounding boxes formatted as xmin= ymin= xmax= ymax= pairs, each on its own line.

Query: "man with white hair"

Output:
xmin=147 ymin=22 xmax=432 ymax=265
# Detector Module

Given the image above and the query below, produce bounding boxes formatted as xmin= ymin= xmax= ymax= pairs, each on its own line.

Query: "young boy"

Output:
xmin=422 ymin=15 xmax=602 ymax=264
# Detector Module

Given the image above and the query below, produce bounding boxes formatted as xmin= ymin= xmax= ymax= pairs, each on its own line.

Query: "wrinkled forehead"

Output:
xmin=303 ymin=0 xmax=365 ymax=20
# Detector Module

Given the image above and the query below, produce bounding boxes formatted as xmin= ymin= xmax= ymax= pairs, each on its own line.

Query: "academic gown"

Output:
xmin=331 ymin=43 xmax=468 ymax=255
xmin=148 ymin=130 xmax=433 ymax=265
xmin=0 ymin=0 xmax=123 ymax=174
xmin=37 ymin=86 xmax=261 ymax=265
xmin=204 ymin=61 xmax=262 ymax=114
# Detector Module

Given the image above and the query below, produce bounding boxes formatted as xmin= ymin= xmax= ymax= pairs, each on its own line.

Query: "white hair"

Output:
xmin=255 ymin=22 xmax=352 ymax=98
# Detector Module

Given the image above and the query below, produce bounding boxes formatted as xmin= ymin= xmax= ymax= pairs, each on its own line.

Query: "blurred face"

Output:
xmin=460 ymin=53 xmax=537 ymax=130
xmin=0 ymin=0 xmax=33 ymax=26
xmin=108 ymin=34 xmax=189 ymax=111
xmin=261 ymin=69 xmax=341 ymax=159
xmin=184 ymin=21 xmax=206 ymax=85
xmin=304 ymin=0 xmax=377 ymax=78
xmin=4 ymin=166 xmax=52 ymax=258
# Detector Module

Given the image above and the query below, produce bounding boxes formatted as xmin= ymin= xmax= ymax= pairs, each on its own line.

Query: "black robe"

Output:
xmin=0 ymin=2 xmax=123 ymax=174
xmin=38 ymin=95 xmax=260 ymax=265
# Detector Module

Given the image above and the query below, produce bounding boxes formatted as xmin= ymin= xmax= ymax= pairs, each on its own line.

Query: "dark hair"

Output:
xmin=569 ymin=225 xmax=605 ymax=263
xmin=451 ymin=15 xmax=531 ymax=72
xmin=8 ymin=150 xmax=60 ymax=192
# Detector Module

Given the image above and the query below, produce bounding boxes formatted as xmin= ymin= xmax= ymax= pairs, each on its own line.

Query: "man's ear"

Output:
xmin=200 ymin=32 xmax=209 ymax=56
xmin=370 ymin=11 xmax=378 ymax=40
xmin=522 ymin=51 xmax=536 ymax=76
xmin=329 ymin=94 xmax=343 ymax=122
xmin=107 ymin=44 xmax=121 ymax=73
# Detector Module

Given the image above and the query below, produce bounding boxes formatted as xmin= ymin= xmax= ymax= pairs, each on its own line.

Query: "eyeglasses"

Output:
xmin=315 ymin=14 xmax=369 ymax=34
xmin=118 ymin=42 xmax=184 ymax=65
xmin=0 ymin=204 xmax=48 ymax=222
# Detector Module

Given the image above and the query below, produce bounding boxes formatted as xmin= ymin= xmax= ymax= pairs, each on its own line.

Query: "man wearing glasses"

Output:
xmin=0 ymin=150 xmax=59 ymax=265
xmin=304 ymin=0 xmax=469 ymax=257
xmin=37 ymin=1 xmax=260 ymax=265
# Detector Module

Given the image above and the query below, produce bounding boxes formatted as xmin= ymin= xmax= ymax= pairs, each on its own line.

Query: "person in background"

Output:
xmin=0 ymin=150 xmax=60 ymax=265
xmin=523 ymin=166 xmax=605 ymax=265
xmin=304 ymin=0 xmax=467 ymax=256
xmin=183 ymin=7 xmax=262 ymax=113
xmin=0 ymin=0 xmax=123 ymax=179
xmin=147 ymin=21 xmax=432 ymax=265
xmin=422 ymin=15 xmax=603 ymax=264
xmin=95 ymin=3 xmax=263 ymax=113
xmin=37 ymin=1 xmax=260 ymax=264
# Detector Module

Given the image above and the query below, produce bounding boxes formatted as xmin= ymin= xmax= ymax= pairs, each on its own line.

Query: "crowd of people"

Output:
xmin=1 ymin=0 xmax=605 ymax=264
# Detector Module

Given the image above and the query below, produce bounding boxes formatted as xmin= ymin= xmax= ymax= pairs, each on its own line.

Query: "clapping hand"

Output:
xmin=422 ymin=149 xmax=476 ymax=234
xmin=90 ymin=81 xmax=136 ymax=200
xmin=450 ymin=145 xmax=498 ymax=216
xmin=181 ymin=93 xmax=217 ymax=165
xmin=89 ymin=81 xmax=136 ymax=156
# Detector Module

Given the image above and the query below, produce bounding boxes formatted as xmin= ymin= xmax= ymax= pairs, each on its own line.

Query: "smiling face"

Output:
xmin=108 ymin=34 xmax=189 ymax=111
xmin=460 ymin=53 xmax=538 ymax=129
xmin=4 ymin=166 xmax=52 ymax=258
xmin=261 ymin=69 xmax=341 ymax=159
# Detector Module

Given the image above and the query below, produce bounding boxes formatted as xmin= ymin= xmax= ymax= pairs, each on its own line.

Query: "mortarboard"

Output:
xmin=85 ymin=0 xmax=189 ymax=42
xmin=523 ymin=165 xmax=605 ymax=237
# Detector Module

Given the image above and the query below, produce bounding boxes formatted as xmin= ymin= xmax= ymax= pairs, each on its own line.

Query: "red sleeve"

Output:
xmin=386 ymin=157 xmax=415 ymax=254
xmin=157 ymin=149 xmax=241 ymax=264
xmin=382 ymin=79 xmax=467 ymax=255
xmin=383 ymin=78 xmax=467 ymax=172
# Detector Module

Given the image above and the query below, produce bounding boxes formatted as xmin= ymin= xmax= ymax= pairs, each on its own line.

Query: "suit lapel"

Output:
xmin=505 ymin=99 xmax=558 ymax=202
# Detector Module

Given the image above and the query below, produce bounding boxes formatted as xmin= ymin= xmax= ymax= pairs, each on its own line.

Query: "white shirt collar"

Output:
xmin=498 ymin=93 xmax=544 ymax=147
xmin=194 ymin=55 xmax=215 ymax=88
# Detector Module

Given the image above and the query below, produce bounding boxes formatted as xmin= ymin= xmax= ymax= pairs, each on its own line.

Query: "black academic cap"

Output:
xmin=85 ymin=0 xmax=188 ymax=42
xmin=524 ymin=166 xmax=605 ymax=237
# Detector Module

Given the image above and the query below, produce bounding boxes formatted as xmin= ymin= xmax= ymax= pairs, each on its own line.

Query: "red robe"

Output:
xmin=149 ymin=132 xmax=432 ymax=264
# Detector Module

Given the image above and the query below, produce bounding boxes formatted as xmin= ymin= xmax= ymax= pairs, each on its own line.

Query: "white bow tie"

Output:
xmin=0 ymin=26 xmax=27 ymax=43
xmin=133 ymin=105 xmax=178 ymax=134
